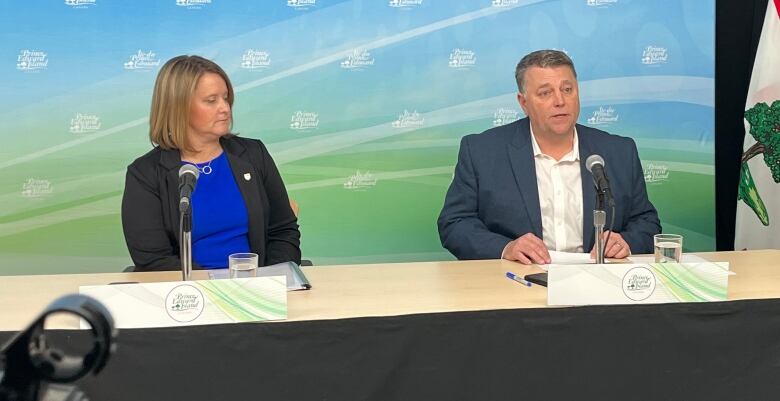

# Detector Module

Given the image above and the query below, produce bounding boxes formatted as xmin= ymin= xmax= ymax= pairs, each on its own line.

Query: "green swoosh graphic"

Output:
xmin=197 ymin=280 xmax=286 ymax=322
xmin=650 ymin=263 xmax=727 ymax=302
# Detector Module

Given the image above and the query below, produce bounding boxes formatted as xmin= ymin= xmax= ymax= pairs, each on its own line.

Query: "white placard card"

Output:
xmin=548 ymin=262 xmax=729 ymax=306
xmin=80 ymin=276 xmax=287 ymax=329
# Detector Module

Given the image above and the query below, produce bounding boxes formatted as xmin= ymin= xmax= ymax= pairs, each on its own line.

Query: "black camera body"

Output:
xmin=0 ymin=294 xmax=116 ymax=401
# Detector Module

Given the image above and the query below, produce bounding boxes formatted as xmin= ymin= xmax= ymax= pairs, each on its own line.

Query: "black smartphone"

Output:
xmin=524 ymin=273 xmax=548 ymax=287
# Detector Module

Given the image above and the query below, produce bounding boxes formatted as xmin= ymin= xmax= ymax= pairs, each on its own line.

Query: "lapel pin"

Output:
xmin=244 ymin=173 xmax=251 ymax=181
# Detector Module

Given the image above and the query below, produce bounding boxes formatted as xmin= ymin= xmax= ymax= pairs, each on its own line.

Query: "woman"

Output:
xmin=121 ymin=55 xmax=301 ymax=271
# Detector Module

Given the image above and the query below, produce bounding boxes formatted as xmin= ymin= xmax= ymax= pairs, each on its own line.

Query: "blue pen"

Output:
xmin=506 ymin=272 xmax=532 ymax=287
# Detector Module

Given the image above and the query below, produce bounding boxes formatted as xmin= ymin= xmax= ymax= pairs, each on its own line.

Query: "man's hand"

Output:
xmin=590 ymin=231 xmax=631 ymax=259
xmin=503 ymin=233 xmax=551 ymax=265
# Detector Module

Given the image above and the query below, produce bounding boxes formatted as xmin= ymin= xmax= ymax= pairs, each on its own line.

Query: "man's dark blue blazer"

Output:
xmin=438 ymin=117 xmax=661 ymax=260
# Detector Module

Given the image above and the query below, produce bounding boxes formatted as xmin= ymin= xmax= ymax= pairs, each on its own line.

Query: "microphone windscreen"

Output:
xmin=179 ymin=164 xmax=200 ymax=179
xmin=585 ymin=154 xmax=605 ymax=173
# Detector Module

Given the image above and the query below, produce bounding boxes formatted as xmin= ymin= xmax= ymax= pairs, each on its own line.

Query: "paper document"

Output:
xmin=548 ymin=251 xmax=595 ymax=265
xmin=209 ymin=261 xmax=312 ymax=290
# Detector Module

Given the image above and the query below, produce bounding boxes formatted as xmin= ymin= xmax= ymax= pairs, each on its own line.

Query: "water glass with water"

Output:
xmin=654 ymin=234 xmax=683 ymax=263
xmin=229 ymin=253 xmax=258 ymax=279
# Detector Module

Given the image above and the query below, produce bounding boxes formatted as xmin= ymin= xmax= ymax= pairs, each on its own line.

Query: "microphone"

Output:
xmin=585 ymin=154 xmax=614 ymax=207
xmin=179 ymin=164 xmax=199 ymax=213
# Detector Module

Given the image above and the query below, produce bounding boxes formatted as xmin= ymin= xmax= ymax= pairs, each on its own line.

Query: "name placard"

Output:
xmin=80 ymin=276 xmax=287 ymax=329
xmin=547 ymin=262 xmax=729 ymax=306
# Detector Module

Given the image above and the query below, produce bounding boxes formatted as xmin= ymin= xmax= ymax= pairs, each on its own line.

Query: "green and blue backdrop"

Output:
xmin=0 ymin=0 xmax=715 ymax=274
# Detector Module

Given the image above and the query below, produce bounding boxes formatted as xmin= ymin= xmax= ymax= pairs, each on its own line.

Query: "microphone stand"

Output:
xmin=593 ymin=189 xmax=607 ymax=264
xmin=180 ymin=202 xmax=193 ymax=281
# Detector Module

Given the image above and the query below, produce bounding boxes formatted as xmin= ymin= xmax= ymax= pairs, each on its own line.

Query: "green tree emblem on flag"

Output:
xmin=740 ymin=100 xmax=780 ymax=226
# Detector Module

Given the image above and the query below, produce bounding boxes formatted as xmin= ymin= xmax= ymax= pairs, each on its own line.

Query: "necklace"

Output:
xmin=195 ymin=159 xmax=213 ymax=175
xmin=183 ymin=150 xmax=221 ymax=175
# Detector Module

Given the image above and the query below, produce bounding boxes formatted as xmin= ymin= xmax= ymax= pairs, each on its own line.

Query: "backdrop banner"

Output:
xmin=0 ymin=0 xmax=715 ymax=274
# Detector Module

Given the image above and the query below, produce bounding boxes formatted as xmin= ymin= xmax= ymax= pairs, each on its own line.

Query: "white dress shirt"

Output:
xmin=530 ymin=127 xmax=584 ymax=253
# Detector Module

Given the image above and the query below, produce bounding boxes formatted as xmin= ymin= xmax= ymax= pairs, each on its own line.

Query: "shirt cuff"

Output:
xmin=500 ymin=240 xmax=513 ymax=260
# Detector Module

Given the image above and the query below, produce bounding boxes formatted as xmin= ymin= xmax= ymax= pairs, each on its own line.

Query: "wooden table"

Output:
xmin=1 ymin=250 xmax=779 ymax=401
xmin=1 ymin=250 xmax=777 ymax=330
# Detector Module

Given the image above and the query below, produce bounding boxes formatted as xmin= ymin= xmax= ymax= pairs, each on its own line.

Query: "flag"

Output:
xmin=735 ymin=0 xmax=780 ymax=249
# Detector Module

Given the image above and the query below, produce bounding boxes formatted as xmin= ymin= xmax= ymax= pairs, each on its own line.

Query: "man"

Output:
xmin=437 ymin=50 xmax=660 ymax=264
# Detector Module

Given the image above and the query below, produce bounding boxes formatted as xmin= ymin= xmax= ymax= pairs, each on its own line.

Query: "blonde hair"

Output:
xmin=149 ymin=55 xmax=234 ymax=150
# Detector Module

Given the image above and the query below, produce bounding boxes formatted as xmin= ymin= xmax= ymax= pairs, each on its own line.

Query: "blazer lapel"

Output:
xmin=578 ymin=126 xmax=596 ymax=251
xmin=508 ymin=120 xmax=543 ymax=238
xmin=223 ymin=138 xmax=261 ymax=208
xmin=160 ymin=148 xmax=183 ymax=246
xmin=222 ymin=138 xmax=265 ymax=257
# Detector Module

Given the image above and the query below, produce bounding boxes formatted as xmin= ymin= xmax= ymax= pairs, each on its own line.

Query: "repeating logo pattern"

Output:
xmin=241 ymin=50 xmax=271 ymax=70
xmin=176 ymin=0 xmax=211 ymax=9
xmin=287 ymin=0 xmax=316 ymax=10
xmin=586 ymin=0 xmax=618 ymax=7
xmin=448 ymin=49 xmax=476 ymax=69
xmin=392 ymin=110 xmax=425 ymax=129
xmin=124 ymin=50 xmax=161 ymax=70
xmin=493 ymin=108 xmax=520 ymax=127
xmin=16 ymin=50 xmax=48 ymax=72
xmin=21 ymin=179 xmax=53 ymax=198
xmin=644 ymin=163 xmax=670 ymax=183
xmin=389 ymin=0 xmax=423 ymax=9
xmin=491 ymin=0 xmax=519 ymax=7
xmin=341 ymin=49 xmax=375 ymax=70
xmin=586 ymin=106 xmax=619 ymax=126
xmin=0 ymin=1 xmax=716 ymax=272
xmin=69 ymin=113 xmax=102 ymax=134
xmin=290 ymin=111 xmax=320 ymax=131
xmin=64 ymin=0 xmax=96 ymax=8
xmin=642 ymin=45 xmax=668 ymax=65
xmin=344 ymin=170 xmax=377 ymax=190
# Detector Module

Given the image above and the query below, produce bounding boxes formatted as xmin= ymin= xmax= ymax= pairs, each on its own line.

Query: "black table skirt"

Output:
xmin=2 ymin=299 xmax=779 ymax=401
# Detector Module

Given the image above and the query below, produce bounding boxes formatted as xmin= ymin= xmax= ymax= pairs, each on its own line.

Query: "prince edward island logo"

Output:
xmin=69 ymin=113 xmax=101 ymax=134
xmin=622 ymin=267 xmax=656 ymax=301
xmin=392 ymin=110 xmax=424 ymax=129
xmin=449 ymin=49 xmax=476 ymax=69
xmin=643 ymin=163 xmax=670 ymax=184
xmin=493 ymin=108 xmax=519 ymax=127
xmin=586 ymin=0 xmax=617 ymax=7
xmin=290 ymin=111 xmax=319 ymax=131
xmin=642 ymin=45 xmax=668 ymax=65
xmin=165 ymin=284 xmax=205 ymax=323
xmin=65 ymin=0 xmax=96 ymax=7
xmin=17 ymin=50 xmax=48 ymax=72
xmin=587 ymin=106 xmax=619 ymax=126
xmin=176 ymin=0 xmax=211 ymax=9
xmin=341 ymin=49 xmax=375 ymax=70
xmin=389 ymin=0 xmax=423 ymax=8
xmin=22 ymin=179 xmax=53 ymax=198
xmin=344 ymin=170 xmax=377 ymax=190
xmin=241 ymin=50 xmax=271 ymax=70
xmin=287 ymin=0 xmax=316 ymax=9
xmin=124 ymin=50 xmax=161 ymax=71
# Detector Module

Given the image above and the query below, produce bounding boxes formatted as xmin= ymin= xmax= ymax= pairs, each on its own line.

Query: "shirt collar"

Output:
xmin=530 ymin=124 xmax=579 ymax=162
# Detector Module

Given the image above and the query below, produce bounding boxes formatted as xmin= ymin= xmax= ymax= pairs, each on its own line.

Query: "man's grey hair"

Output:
xmin=514 ymin=50 xmax=577 ymax=93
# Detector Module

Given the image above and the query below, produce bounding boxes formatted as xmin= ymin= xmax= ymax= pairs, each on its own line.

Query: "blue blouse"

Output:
xmin=185 ymin=152 xmax=250 ymax=268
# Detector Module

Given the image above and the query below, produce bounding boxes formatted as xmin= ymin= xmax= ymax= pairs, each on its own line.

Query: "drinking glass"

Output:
xmin=229 ymin=253 xmax=258 ymax=279
xmin=654 ymin=234 xmax=683 ymax=263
